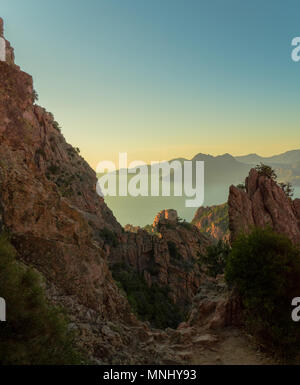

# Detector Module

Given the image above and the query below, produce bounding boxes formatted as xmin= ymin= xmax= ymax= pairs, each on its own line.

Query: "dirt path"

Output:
xmin=189 ymin=328 xmax=275 ymax=365
xmin=153 ymin=277 xmax=277 ymax=365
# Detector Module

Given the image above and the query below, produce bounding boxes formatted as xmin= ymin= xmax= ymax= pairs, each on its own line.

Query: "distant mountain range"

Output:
xmin=235 ymin=149 xmax=300 ymax=165
xmin=168 ymin=152 xmax=251 ymax=185
xmin=235 ymin=149 xmax=300 ymax=187
xmin=167 ymin=149 xmax=300 ymax=185
xmin=103 ymin=150 xmax=300 ymax=226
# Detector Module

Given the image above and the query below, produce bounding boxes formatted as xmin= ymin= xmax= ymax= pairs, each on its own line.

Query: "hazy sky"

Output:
xmin=2 ymin=0 xmax=300 ymax=167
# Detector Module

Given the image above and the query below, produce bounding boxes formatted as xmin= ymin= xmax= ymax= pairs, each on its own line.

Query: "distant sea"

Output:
xmin=294 ymin=186 xmax=300 ymax=199
xmin=105 ymin=184 xmax=300 ymax=227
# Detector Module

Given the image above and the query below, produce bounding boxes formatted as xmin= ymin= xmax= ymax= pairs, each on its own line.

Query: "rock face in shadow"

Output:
xmin=228 ymin=169 xmax=300 ymax=245
xmin=111 ymin=210 xmax=212 ymax=309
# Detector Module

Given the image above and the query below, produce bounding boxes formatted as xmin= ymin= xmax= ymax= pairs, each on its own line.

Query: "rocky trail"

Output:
xmin=47 ymin=272 xmax=275 ymax=365
xmin=158 ymin=277 xmax=275 ymax=365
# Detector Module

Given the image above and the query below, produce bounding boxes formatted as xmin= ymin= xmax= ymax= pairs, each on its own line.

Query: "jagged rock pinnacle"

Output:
xmin=0 ymin=18 xmax=16 ymax=65
xmin=0 ymin=18 xmax=3 ymax=37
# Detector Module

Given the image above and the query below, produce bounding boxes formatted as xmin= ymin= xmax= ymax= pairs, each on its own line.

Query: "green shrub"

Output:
xmin=225 ymin=227 xmax=300 ymax=359
xmin=111 ymin=263 xmax=184 ymax=329
xmin=47 ymin=164 xmax=60 ymax=175
xmin=236 ymin=183 xmax=246 ymax=190
xmin=32 ymin=89 xmax=39 ymax=102
xmin=255 ymin=163 xmax=277 ymax=181
xmin=199 ymin=240 xmax=230 ymax=277
xmin=0 ymin=234 xmax=83 ymax=365
xmin=52 ymin=121 xmax=61 ymax=132
xmin=279 ymin=182 xmax=294 ymax=199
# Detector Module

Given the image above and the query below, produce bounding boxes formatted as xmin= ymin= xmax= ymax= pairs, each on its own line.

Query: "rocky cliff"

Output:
xmin=0 ymin=19 xmax=157 ymax=364
xmin=0 ymin=58 xmax=130 ymax=314
xmin=228 ymin=169 xmax=300 ymax=244
xmin=0 ymin=20 xmax=214 ymax=363
xmin=192 ymin=203 xmax=230 ymax=242
xmin=113 ymin=209 xmax=211 ymax=309
xmin=0 ymin=19 xmax=274 ymax=365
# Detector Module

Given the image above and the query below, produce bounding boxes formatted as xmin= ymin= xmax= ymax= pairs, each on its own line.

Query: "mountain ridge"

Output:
xmin=235 ymin=149 xmax=300 ymax=165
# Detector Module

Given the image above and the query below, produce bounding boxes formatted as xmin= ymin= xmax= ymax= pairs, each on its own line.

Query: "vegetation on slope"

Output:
xmin=111 ymin=263 xmax=185 ymax=329
xmin=255 ymin=163 xmax=294 ymax=198
xmin=0 ymin=234 xmax=83 ymax=365
xmin=226 ymin=227 xmax=300 ymax=360
xmin=198 ymin=240 xmax=230 ymax=277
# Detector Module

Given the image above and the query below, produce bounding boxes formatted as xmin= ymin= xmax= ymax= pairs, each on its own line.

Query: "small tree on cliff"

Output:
xmin=255 ymin=163 xmax=277 ymax=181
xmin=32 ymin=89 xmax=39 ymax=103
xmin=279 ymin=182 xmax=294 ymax=199
xmin=236 ymin=183 xmax=246 ymax=191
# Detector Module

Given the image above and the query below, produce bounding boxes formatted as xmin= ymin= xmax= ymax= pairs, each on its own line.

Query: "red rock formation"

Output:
xmin=186 ymin=276 xmax=243 ymax=330
xmin=192 ymin=203 xmax=230 ymax=242
xmin=153 ymin=209 xmax=178 ymax=228
xmin=228 ymin=169 xmax=300 ymax=245
xmin=111 ymin=210 xmax=212 ymax=308
xmin=0 ymin=18 xmax=16 ymax=66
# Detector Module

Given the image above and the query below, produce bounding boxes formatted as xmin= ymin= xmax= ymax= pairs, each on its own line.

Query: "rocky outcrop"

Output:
xmin=192 ymin=203 xmax=230 ymax=242
xmin=0 ymin=18 xmax=15 ymax=65
xmin=149 ymin=276 xmax=270 ymax=365
xmin=153 ymin=209 xmax=178 ymax=228
xmin=186 ymin=276 xmax=242 ymax=330
xmin=228 ymin=169 xmax=300 ymax=244
xmin=111 ymin=210 xmax=212 ymax=308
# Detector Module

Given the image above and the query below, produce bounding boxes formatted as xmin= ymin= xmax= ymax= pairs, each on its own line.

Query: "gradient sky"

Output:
xmin=2 ymin=0 xmax=300 ymax=167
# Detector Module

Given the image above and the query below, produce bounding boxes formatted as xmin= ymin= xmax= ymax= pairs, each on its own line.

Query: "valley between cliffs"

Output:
xmin=0 ymin=18 xmax=284 ymax=365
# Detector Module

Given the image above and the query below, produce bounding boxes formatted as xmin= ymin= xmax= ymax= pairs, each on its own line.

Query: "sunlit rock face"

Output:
xmin=228 ymin=169 xmax=300 ymax=245
xmin=192 ymin=203 xmax=230 ymax=242
xmin=153 ymin=209 xmax=178 ymax=229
